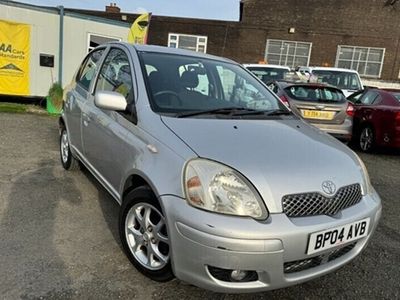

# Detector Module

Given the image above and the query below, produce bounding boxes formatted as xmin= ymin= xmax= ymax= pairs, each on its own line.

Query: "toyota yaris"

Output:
xmin=59 ymin=43 xmax=381 ymax=293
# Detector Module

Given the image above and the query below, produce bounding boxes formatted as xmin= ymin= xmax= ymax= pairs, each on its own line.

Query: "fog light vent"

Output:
xmin=208 ymin=266 xmax=258 ymax=282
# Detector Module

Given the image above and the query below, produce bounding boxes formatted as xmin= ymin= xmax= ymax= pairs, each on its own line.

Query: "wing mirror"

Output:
xmin=94 ymin=91 xmax=127 ymax=111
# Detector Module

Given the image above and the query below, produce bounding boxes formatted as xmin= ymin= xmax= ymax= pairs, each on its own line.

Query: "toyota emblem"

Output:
xmin=322 ymin=180 xmax=336 ymax=195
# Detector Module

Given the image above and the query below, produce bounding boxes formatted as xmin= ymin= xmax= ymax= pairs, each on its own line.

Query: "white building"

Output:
xmin=0 ymin=0 xmax=130 ymax=97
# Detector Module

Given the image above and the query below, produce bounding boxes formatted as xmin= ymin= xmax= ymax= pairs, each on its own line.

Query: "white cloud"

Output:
xmin=135 ymin=7 xmax=148 ymax=13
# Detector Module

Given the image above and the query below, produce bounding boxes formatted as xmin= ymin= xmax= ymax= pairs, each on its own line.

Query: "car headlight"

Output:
xmin=356 ymin=155 xmax=373 ymax=195
xmin=183 ymin=159 xmax=268 ymax=220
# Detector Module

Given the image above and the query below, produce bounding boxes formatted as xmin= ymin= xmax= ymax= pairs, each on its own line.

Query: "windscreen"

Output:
xmin=284 ymin=85 xmax=346 ymax=103
xmin=139 ymin=52 xmax=287 ymax=114
xmin=312 ymin=70 xmax=362 ymax=90
xmin=246 ymin=67 xmax=289 ymax=83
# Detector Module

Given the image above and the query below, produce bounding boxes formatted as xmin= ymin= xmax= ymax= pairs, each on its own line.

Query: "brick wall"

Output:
xmin=241 ymin=0 xmax=400 ymax=80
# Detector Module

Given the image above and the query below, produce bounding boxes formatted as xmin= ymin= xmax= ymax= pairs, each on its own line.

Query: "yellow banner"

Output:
xmin=0 ymin=20 xmax=30 ymax=96
xmin=127 ymin=13 xmax=151 ymax=45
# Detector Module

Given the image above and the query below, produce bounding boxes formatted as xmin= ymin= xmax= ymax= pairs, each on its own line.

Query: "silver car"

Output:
xmin=59 ymin=42 xmax=381 ymax=293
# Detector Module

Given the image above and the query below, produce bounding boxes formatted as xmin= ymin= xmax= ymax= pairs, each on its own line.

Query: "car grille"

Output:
xmin=282 ymin=183 xmax=362 ymax=217
xmin=284 ymin=243 xmax=356 ymax=274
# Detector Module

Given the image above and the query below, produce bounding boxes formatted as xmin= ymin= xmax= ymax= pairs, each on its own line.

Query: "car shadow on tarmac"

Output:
xmin=0 ymin=160 xmax=82 ymax=299
xmin=79 ymin=166 xmax=122 ymax=251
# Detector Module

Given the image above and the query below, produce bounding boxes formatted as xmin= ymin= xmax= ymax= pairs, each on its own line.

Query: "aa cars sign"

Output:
xmin=0 ymin=19 xmax=30 ymax=96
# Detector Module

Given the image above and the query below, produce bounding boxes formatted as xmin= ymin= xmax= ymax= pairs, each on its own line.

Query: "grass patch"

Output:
xmin=0 ymin=102 xmax=27 ymax=113
xmin=0 ymin=102 xmax=47 ymax=115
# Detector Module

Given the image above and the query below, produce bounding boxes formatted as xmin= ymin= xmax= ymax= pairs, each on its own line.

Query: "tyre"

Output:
xmin=60 ymin=127 xmax=80 ymax=170
xmin=119 ymin=186 xmax=173 ymax=282
xmin=359 ymin=126 xmax=375 ymax=153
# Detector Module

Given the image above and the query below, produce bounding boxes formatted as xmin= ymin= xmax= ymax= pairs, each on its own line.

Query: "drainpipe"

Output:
xmin=57 ymin=5 xmax=64 ymax=85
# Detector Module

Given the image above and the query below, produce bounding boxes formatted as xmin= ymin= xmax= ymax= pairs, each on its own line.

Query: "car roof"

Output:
xmin=297 ymin=66 xmax=360 ymax=74
xmin=107 ymin=42 xmax=237 ymax=64
xmin=244 ymin=64 xmax=290 ymax=70
xmin=358 ymin=88 xmax=400 ymax=94
xmin=381 ymin=88 xmax=400 ymax=93
xmin=273 ymin=80 xmax=341 ymax=90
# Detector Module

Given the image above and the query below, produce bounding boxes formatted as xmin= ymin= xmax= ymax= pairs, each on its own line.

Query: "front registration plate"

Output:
xmin=301 ymin=110 xmax=335 ymax=120
xmin=307 ymin=218 xmax=370 ymax=255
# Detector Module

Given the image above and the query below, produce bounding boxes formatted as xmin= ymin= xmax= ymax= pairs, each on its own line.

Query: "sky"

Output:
xmin=15 ymin=0 xmax=241 ymax=21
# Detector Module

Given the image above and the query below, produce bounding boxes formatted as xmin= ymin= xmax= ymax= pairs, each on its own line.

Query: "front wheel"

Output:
xmin=119 ymin=187 xmax=173 ymax=282
xmin=359 ymin=126 xmax=375 ymax=152
xmin=60 ymin=127 xmax=80 ymax=170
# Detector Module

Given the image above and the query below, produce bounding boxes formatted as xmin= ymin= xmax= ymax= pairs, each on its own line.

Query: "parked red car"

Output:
xmin=348 ymin=88 xmax=400 ymax=152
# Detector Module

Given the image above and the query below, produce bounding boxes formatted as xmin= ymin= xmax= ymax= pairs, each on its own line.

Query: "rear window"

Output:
xmin=284 ymin=86 xmax=346 ymax=103
xmin=247 ymin=67 xmax=289 ymax=83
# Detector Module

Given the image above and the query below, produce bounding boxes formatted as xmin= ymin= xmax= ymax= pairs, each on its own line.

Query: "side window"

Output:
xmin=178 ymin=63 xmax=209 ymax=96
xmin=372 ymin=95 xmax=381 ymax=105
xmin=95 ymin=48 xmax=134 ymax=104
xmin=360 ymin=91 xmax=379 ymax=105
xmin=76 ymin=49 xmax=104 ymax=91
xmin=348 ymin=91 xmax=364 ymax=103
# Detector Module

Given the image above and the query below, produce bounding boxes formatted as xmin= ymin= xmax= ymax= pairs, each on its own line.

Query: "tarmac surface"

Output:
xmin=0 ymin=113 xmax=399 ymax=299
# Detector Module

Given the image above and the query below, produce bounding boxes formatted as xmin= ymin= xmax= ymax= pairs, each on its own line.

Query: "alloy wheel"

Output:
xmin=61 ymin=130 xmax=69 ymax=163
xmin=125 ymin=203 xmax=170 ymax=270
xmin=360 ymin=127 xmax=373 ymax=151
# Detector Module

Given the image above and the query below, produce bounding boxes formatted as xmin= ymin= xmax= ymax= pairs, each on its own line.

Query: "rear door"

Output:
xmin=284 ymin=85 xmax=348 ymax=124
xmin=64 ymin=48 xmax=105 ymax=155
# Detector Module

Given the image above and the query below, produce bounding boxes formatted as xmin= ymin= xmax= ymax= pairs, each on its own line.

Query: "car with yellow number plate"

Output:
xmin=267 ymin=81 xmax=354 ymax=142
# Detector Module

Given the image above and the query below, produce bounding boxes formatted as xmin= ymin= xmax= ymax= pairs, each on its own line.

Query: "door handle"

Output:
xmin=65 ymin=95 xmax=74 ymax=110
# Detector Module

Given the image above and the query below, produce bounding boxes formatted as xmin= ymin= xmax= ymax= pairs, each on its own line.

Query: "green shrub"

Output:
xmin=47 ymin=82 xmax=63 ymax=112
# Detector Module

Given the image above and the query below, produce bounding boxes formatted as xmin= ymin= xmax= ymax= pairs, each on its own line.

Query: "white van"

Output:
xmin=296 ymin=67 xmax=363 ymax=97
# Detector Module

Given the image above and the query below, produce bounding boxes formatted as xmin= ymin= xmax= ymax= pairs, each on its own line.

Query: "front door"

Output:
xmin=82 ymin=47 xmax=136 ymax=194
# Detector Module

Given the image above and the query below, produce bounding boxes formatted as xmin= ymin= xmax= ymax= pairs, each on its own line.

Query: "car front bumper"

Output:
xmin=160 ymin=192 xmax=381 ymax=293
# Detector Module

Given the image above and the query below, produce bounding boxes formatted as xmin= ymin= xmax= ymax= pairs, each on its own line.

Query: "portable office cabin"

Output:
xmin=0 ymin=0 xmax=130 ymax=97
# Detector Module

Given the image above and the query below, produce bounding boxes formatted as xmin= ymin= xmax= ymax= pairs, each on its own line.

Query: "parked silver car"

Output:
xmin=59 ymin=42 xmax=381 ymax=293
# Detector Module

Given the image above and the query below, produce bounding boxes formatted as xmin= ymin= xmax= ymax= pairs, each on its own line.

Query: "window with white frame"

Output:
xmin=335 ymin=46 xmax=385 ymax=78
xmin=265 ymin=39 xmax=312 ymax=68
xmin=168 ymin=33 xmax=207 ymax=53
xmin=87 ymin=34 xmax=121 ymax=52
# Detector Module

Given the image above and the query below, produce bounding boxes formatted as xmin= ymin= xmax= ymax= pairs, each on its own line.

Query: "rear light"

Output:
xmin=396 ymin=111 xmax=400 ymax=125
xmin=279 ymin=95 xmax=290 ymax=107
xmin=346 ymin=102 xmax=355 ymax=117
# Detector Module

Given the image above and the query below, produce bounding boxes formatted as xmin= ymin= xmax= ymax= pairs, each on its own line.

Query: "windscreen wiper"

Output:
xmin=232 ymin=109 xmax=292 ymax=116
xmin=264 ymin=109 xmax=292 ymax=116
xmin=176 ymin=107 xmax=258 ymax=118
